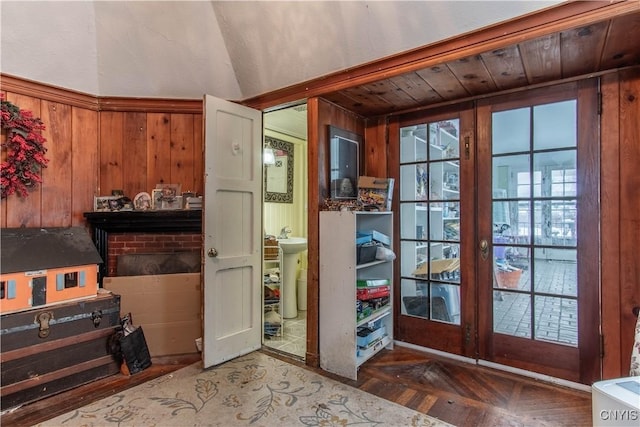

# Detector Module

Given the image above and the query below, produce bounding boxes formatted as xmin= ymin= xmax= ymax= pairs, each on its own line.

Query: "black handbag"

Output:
xmin=110 ymin=314 xmax=152 ymax=375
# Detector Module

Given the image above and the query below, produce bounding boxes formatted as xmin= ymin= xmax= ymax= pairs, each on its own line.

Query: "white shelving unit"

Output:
xmin=399 ymin=131 xmax=460 ymax=276
xmin=319 ymin=210 xmax=393 ymax=380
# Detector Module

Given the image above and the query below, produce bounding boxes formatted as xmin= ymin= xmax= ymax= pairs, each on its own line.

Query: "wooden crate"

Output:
xmin=0 ymin=293 xmax=121 ymax=411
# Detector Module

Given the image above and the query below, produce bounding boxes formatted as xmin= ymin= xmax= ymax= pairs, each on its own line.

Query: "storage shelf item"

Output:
xmin=263 ymin=245 xmax=283 ymax=338
xmin=320 ymin=210 xmax=394 ymax=380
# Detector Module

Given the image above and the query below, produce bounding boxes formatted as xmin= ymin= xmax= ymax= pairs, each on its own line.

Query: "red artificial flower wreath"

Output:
xmin=1 ymin=94 xmax=49 ymax=198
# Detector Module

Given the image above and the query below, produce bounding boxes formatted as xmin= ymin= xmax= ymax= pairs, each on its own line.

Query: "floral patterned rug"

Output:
xmin=36 ymin=351 xmax=452 ymax=427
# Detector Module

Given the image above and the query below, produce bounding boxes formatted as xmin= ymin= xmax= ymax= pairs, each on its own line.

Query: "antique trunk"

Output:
xmin=0 ymin=293 xmax=121 ymax=411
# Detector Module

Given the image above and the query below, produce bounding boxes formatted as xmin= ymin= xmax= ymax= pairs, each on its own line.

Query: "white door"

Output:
xmin=202 ymin=95 xmax=263 ymax=368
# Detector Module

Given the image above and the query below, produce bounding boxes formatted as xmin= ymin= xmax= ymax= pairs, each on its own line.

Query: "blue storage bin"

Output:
xmin=356 ymin=232 xmax=372 ymax=245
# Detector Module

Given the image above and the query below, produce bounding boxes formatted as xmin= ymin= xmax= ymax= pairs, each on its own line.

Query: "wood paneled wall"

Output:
xmin=1 ymin=76 xmax=203 ymax=230
xmin=305 ymin=97 xmax=365 ymax=366
xmin=601 ymin=67 xmax=640 ymax=379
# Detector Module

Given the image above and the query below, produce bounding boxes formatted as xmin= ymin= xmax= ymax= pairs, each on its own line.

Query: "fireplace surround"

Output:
xmin=84 ymin=210 xmax=202 ymax=283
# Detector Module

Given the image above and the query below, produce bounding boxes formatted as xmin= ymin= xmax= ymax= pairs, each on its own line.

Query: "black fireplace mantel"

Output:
xmin=84 ymin=210 xmax=202 ymax=233
xmin=84 ymin=210 xmax=202 ymax=284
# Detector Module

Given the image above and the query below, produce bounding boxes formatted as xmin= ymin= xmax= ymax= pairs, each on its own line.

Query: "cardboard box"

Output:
xmin=103 ymin=273 xmax=201 ymax=357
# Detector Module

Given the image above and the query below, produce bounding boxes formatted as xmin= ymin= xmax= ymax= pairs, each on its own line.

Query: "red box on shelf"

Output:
xmin=357 ymin=285 xmax=390 ymax=301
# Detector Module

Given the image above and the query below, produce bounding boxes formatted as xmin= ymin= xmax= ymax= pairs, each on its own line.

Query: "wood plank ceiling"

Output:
xmin=320 ymin=11 xmax=640 ymax=117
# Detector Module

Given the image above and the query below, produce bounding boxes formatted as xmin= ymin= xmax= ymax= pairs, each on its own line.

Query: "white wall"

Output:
xmin=1 ymin=1 xmax=242 ymax=100
xmin=1 ymin=1 xmax=562 ymax=100
xmin=263 ymin=129 xmax=308 ymax=271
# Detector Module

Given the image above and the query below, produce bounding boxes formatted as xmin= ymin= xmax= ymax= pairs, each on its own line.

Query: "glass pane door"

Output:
xmin=491 ymin=100 xmax=578 ymax=345
xmin=399 ymin=120 xmax=461 ymax=325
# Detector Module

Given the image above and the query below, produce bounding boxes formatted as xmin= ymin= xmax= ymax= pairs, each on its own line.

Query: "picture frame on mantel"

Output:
xmin=264 ymin=137 xmax=294 ymax=204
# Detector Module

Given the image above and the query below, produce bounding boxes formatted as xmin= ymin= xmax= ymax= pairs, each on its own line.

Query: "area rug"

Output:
xmin=35 ymin=351 xmax=452 ymax=427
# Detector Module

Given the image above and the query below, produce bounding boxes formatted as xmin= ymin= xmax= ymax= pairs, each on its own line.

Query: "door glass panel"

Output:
xmin=533 ymin=100 xmax=577 ymax=150
xmin=492 ymin=100 xmax=578 ymax=347
xmin=399 ymin=120 xmax=461 ymax=325
xmin=493 ymin=154 xmax=529 ymax=198
xmin=534 ymin=296 xmax=578 ymax=345
xmin=493 ymin=292 xmax=531 ymax=338
xmin=533 ymin=151 xmax=577 ymax=197
xmin=532 ymin=248 xmax=577 ymax=297
xmin=492 ymin=107 xmax=530 ymax=154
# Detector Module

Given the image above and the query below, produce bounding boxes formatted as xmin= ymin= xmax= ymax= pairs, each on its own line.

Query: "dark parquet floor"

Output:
xmin=2 ymin=346 xmax=592 ymax=426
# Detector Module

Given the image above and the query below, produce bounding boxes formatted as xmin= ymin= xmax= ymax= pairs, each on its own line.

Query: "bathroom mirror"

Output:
xmin=264 ymin=136 xmax=294 ymax=203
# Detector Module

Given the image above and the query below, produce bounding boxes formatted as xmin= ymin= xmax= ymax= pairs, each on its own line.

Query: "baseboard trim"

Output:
xmin=394 ymin=340 xmax=592 ymax=393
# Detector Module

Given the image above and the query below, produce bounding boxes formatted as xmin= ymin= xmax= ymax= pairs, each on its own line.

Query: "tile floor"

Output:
xmin=264 ymin=310 xmax=307 ymax=359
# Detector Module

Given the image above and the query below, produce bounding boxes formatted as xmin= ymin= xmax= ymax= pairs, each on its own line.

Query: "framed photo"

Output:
xmin=152 ymin=188 xmax=182 ymax=210
xmin=133 ymin=192 xmax=152 ymax=210
xmin=155 ymin=183 xmax=182 ymax=200
xmin=94 ymin=196 xmax=119 ymax=212
xmin=329 ymin=126 xmax=361 ymax=199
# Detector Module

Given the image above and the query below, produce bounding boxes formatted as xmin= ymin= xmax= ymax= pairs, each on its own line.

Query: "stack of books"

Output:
xmin=184 ymin=196 xmax=203 ymax=210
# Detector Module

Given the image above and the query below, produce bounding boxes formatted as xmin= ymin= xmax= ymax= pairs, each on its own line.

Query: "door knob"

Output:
xmin=207 ymin=248 xmax=218 ymax=258
xmin=479 ymin=239 xmax=489 ymax=260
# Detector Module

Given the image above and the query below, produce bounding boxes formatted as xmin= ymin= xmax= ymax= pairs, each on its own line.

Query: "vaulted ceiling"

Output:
xmin=2 ymin=1 xmax=564 ymax=101
xmin=2 ymin=1 xmax=639 ymax=122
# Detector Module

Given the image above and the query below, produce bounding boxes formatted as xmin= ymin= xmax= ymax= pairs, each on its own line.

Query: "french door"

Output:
xmin=394 ymin=81 xmax=600 ymax=383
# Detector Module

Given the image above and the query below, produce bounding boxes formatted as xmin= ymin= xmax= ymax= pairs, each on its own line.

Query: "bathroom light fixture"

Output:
xmin=263 ymin=142 xmax=276 ymax=165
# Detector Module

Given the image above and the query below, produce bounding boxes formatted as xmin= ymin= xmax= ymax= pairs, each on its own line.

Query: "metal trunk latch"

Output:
xmin=35 ymin=311 xmax=54 ymax=338
xmin=91 ymin=309 xmax=103 ymax=328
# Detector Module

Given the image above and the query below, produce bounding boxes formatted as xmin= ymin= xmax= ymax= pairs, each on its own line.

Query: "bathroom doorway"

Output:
xmin=262 ymin=103 xmax=308 ymax=360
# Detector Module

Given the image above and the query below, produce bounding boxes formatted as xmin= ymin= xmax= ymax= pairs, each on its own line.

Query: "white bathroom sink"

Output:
xmin=278 ymin=237 xmax=307 ymax=254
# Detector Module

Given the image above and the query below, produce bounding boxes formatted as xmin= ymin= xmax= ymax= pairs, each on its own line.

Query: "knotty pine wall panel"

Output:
xmin=617 ymin=67 xmax=640 ymax=377
xmin=1 ymin=77 xmax=203 ymax=230
xmin=71 ymin=107 xmax=99 ymax=225
xmin=170 ymin=113 xmax=196 ymax=194
xmin=147 ymin=113 xmax=172 ymax=191
xmin=41 ymin=100 xmax=72 ymax=226
xmin=122 ymin=112 xmax=147 ymax=198
xmin=99 ymin=112 xmax=125 ymax=197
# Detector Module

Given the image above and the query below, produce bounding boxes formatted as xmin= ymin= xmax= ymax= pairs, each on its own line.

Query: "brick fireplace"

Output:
xmin=84 ymin=210 xmax=202 ymax=283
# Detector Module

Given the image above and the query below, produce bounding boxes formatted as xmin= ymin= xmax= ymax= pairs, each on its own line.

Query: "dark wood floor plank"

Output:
xmin=1 ymin=346 xmax=591 ymax=426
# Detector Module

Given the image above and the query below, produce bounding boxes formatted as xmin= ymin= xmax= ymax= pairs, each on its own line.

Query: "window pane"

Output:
xmin=400 ymin=202 xmax=427 ymax=240
xmin=400 ymin=164 xmax=429 ymax=201
xmin=430 ymin=283 xmax=460 ymax=324
xmin=534 ymin=296 xmax=577 ymax=345
xmin=533 ymin=150 xmax=576 ymax=197
xmin=533 ymin=100 xmax=577 ymax=150
xmin=534 ymin=201 xmax=577 ymax=246
xmin=493 ymin=154 xmax=529 ymax=199
xmin=494 ymin=292 xmax=531 ymax=338
xmin=533 ymin=248 xmax=577 ymax=297
xmin=400 ymin=125 xmax=428 ymax=163
xmin=492 ymin=107 xmax=530 ymax=154
xmin=430 ymin=121 xmax=459 ymax=160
